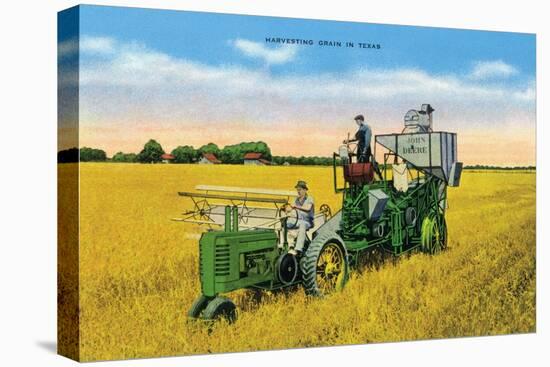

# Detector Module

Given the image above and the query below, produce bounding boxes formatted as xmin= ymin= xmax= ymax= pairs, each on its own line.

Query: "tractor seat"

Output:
xmin=305 ymin=212 xmax=328 ymax=240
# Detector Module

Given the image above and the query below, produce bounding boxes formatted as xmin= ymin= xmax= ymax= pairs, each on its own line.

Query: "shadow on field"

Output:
xmin=236 ymin=285 xmax=301 ymax=312
xmin=204 ymin=243 xmax=431 ymax=322
xmin=234 ymin=248 xmax=406 ymax=312
xmin=354 ymin=247 xmax=403 ymax=273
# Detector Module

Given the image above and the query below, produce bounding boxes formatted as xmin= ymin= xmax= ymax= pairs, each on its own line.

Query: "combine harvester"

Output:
xmin=174 ymin=104 xmax=462 ymax=322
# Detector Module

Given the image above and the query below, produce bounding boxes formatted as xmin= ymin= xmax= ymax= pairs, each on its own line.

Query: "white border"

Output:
xmin=1 ymin=1 xmax=547 ymax=366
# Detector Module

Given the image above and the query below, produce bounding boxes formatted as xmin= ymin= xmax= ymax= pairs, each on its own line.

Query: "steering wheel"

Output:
xmin=279 ymin=204 xmax=299 ymax=228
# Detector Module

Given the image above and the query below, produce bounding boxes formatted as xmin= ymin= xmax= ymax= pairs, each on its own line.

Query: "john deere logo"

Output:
xmin=406 ymin=136 xmax=426 ymax=144
xmin=402 ymin=136 xmax=427 ymax=154
xmin=402 ymin=144 xmax=427 ymax=154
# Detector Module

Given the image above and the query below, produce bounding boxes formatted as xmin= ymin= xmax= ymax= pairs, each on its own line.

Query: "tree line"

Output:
xmin=271 ymin=156 xmax=334 ymax=166
xmin=463 ymin=165 xmax=536 ymax=170
xmin=58 ymin=139 xmax=338 ymax=165
xmin=57 ymin=140 xmax=536 ymax=169
xmin=58 ymin=139 xmax=279 ymax=164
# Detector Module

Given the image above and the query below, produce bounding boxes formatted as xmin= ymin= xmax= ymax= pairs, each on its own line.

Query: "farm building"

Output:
xmin=243 ymin=152 xmax=271 ymax=166
xmin=199 ymin=153 xmax=222 ymax=164
xmin=161 ymin=153 xmax=175 ymax=163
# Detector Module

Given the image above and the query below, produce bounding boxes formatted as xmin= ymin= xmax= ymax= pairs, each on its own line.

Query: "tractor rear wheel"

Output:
xmin=301 ymin=232 xmax=349 ymax=297
xmin=201 ymin=296 xmax=237 ymax=323
xmin=421 ymin=214 xmax=447 ymax=254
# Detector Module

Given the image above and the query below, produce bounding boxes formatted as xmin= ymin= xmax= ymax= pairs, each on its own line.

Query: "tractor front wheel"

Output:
xmin=187 ymin=294 xmax=212 ymax=319
xmin=301 ymin=232 xmax=349 ymax=297
xmin=201 ymin=296 xmax=237 ymax=323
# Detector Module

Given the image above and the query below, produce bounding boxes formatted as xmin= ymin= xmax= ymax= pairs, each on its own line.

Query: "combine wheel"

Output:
xmin=420 ymin=214 xmax=447 ymax=254
xmin=201 ymin=296 xmax=237 ymax=323
xmin=301 ymin=232 xmax=349 ymax=297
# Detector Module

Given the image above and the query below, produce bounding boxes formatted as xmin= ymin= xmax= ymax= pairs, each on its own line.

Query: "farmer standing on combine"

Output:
xmin=285 ymin=180 xmax=314 ymax=256
xmin=344 ymin=114 xmax=372 ymax=163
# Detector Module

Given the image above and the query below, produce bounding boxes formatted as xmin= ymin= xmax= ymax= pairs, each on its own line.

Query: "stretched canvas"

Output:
xmin=58 ymin=4 xmax=536 ymax=362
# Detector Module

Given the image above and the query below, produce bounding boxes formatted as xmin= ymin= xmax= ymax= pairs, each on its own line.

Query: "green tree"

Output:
xmin=271 ymin=156 xmax=284 ymax=165
xmin=112 ymin=152 xmax=126 ymax=162
xmin=239 ymin=141 xmax=271 ymax=160
xmin=271 ymin=155 xmax=334 ymax=166
xmin=219 ymin=144 xmax=241 ymax=164
xmin=198 ymin=143 xmax=220 ymax=156
xmin=219 ymin=141 xmax=272 ymax=164
xmin=124 ymin=153 xmax=137 ymax=163
xmin=171 ymin=145 xmax=198 ymax=163
xmin=79 ymin=147 xmax=107 ymax=162
xmin=112 ymin=152 xmax=137 ymax=163
xmin=137 ymin=139 xmax=165 ymax=163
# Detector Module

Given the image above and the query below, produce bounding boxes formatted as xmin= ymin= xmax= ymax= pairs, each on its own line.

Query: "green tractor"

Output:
xmin=175 ymin=104 xmax=462 ymax=322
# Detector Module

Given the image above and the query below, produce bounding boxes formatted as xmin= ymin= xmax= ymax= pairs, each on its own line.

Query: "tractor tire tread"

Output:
xmin=201 ymin=296 xmax=237 ymax=323
xmin=301 ymin=231 xmax=349 ymax=297
xmin=187 ymin=294 xmax=211 ymax=319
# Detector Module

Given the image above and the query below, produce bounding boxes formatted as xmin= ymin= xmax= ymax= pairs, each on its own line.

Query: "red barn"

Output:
xmin=161 ymin=153 xmax=175 ymax=163
xmin=243 ymin=152 xmax=271 ymax=166
xmin=199 ymin=153 xmax=221 ymax=164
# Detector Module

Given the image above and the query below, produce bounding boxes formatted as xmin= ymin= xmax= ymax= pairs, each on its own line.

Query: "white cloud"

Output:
xmin=77 ymin=36 xmax=535 ymax=130
xmin=58 ymin=36 xmax=116 ymax=59
xmin=511 ymin=80 xmax=536 ymax=101
xmin=232 ymin=38 xmax=297 ymax=65
xmin=469 ymin=60 xmax=518 ymax=80
xmin=80 ymin=36 xmax=116 ymax=55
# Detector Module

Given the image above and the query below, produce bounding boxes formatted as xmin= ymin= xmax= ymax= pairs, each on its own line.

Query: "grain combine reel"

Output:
xmin=174 ymin=104 xmax=462 ymax=322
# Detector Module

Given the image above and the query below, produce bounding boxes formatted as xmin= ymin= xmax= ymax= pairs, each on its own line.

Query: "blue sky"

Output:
xmin=78 ymin=5 xmax=535 ymax=79
xmin=58 ymin=5 xmax=537 ymax=165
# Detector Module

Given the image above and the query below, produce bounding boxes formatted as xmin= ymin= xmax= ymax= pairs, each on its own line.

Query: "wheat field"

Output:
xmin=58 ymin=163 xmax=536 ymax=361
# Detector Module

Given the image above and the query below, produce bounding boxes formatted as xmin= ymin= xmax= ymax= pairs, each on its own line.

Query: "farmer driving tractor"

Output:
xmin=285 ymin=180 xmax=315 ymax=256
xmin=181 ymin=104 xmax=462 ymax=323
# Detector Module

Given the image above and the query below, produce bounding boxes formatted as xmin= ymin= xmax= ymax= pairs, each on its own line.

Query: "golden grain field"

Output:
xmin=59 ymin=163 xmax=536 ymax=361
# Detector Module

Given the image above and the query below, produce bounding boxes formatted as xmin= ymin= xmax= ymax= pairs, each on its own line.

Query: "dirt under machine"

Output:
xmin=174 ymin=104 xmax=462 ymax=322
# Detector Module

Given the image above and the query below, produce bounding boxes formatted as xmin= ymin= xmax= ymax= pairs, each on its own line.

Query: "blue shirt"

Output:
xmin=294 ymin=195 xmax=315 ymax=225
xmin=357 ymin=124 xmax=372 ymax=149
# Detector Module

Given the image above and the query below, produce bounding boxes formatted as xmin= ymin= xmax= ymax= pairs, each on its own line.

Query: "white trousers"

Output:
xmin=286 ymin=219 xmax=312 ymax=251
